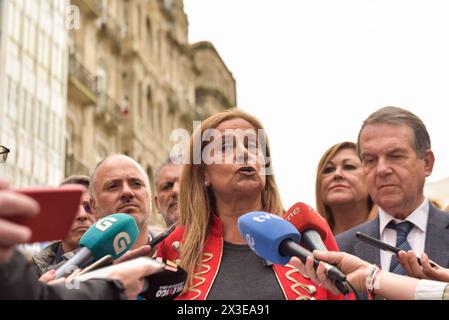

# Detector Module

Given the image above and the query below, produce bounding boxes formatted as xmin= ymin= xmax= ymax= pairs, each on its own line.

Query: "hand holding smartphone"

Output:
xmin=356 ymin=232 xmax=439 ymax=268
xmin=6 ymin=186 xmax=84 ymax=243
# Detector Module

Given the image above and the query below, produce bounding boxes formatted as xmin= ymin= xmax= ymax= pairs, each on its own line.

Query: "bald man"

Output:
xmin=89 ymin=154 xmax=153 ymax=249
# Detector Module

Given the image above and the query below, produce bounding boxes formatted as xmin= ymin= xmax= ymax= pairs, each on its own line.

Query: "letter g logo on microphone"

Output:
xmin=95 ymin=217 xmax=118 ymax=232
xmin=113 ymin=232 xmax=132 ymax=255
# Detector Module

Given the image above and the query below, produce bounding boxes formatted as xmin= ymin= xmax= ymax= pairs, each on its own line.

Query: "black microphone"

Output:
xmin=280 ymin=240 xmax=348 ymax=294
xmin=75 ymin=256 xmax=187 ymax=300
xmin=140 ymin=259 xmax=187 ymax=300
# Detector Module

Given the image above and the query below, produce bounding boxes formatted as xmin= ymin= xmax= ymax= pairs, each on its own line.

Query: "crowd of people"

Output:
xmin=1 ymin=106 xmax=449 ymax=300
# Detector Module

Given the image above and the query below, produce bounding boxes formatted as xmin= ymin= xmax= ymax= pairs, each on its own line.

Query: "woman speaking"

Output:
xmin=157 ymin=109 xmax=346 ymax=300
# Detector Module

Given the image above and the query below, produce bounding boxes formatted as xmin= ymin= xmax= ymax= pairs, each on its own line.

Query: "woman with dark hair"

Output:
xmin=316 ymin=142 xmax=377 ymax=235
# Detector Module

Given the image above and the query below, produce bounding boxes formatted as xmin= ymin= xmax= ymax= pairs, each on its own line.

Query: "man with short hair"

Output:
xmin=0 ymin=151 xmax=154 ymax=300
xmin=32 ymin=175 xmax=96 ymax=275
xmin=154 ymin=157 xmax=182 ymax=227
xmin=337 ymin=107 xmax=449 ymax=280
xmin=0 ymin=186 xmax=159 ymax=300
xmin=89 ymin=154 xmax=153 ymax=249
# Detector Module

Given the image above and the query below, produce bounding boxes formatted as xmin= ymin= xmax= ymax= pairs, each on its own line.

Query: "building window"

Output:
xmin=7 ymin=78 xmax=18 ymax=120
xmin=137 ymin=4 xmax=141 ymax=40
xmin=25 ymin=93 xmax=34 ymax=132
xmin=146 ymin=85 xmax=153 ymax=123
xmin=38 ymin=31 xmax=50 ymax=67
xmin=138 ymin=81 xmax=143 ymax=118
xmin=96 ymin=64 xmax=107 ymax=93
xmin=146 ymin=17 xmax=152 ymax=53
xmin=51 ymin=44 xmax=59 ymax=78
xmin=47 ymin=111 xmax=54 ymax=149
xmin=39 ymin=105 xmax=49 ymax=142
xmin=11 ymin=4 xmax=22 ymax=43
xmin=18 ymin=87 xmax=25 ymax=122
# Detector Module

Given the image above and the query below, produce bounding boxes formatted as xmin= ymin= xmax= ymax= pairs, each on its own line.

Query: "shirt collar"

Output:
xmin=379 ymin=198 xmax=429 ymax=234
xmin=54 ymin=242 xmax=65 ymax=264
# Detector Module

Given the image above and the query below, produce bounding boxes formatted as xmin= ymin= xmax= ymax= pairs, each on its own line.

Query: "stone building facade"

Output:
xmin=0 ymin=0 xmax=69 ymax=187
xmin=66 ymin=0 xmax=236 ymax=226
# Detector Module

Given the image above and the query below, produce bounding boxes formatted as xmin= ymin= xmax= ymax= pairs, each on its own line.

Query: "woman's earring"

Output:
xmin=205 ymin=181 xmax=210 ymax=187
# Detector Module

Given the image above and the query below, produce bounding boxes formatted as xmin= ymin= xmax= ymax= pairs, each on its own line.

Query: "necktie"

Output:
xmin=387 ymin=221 xmax=414 ymax=275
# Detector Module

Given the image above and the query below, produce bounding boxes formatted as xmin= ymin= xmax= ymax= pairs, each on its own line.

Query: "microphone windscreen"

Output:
xmin=238 ymin=211 xmax=301 ymax=265
xmin=283 ymin=202 xmax=328 ymax=239
xmin=140 ymin=259 xmax=187 ymax=300
xmin=79 ymin=213 xmax=139 ymax=260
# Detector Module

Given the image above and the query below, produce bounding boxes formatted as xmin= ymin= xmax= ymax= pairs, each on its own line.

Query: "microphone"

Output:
xmin=140 ymin=258 xmax=187 ymax=300
xmin=238 ymin=211 xmax=349 ymax=294
xmin=55 ymin=213 xmax=139 ymax=279
xmin=284 ymin=202 xmax=329 ymax=252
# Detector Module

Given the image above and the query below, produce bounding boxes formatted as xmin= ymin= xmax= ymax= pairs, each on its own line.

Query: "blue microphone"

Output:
xmin=237 ymin=211 xmax=301 ymax=265
xmin=55 ymin=213 xmax=139 ymax=278
xmin=238 ymin=211 xmax=349 ymax=294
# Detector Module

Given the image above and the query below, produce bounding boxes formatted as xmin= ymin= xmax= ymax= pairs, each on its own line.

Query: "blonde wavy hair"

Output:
xmin=179 ymin=108 xmax=284 ymax=291
xmin=315 ymin=141 xmax=375 ymax=231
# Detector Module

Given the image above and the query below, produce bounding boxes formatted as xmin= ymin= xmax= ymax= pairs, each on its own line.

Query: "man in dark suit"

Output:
xmin=336 ymin=107 xmax=449 ymax=280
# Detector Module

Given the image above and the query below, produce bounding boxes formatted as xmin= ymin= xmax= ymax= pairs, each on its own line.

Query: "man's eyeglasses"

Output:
xmin=0 ymin=146 xmax=10 ymax=163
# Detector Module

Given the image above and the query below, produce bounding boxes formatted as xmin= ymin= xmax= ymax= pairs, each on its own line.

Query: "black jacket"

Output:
xmin=0 ymin=250 xmax=126 ymax=300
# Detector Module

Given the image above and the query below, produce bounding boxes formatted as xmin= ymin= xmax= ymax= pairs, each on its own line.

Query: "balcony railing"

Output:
xmin=96 ymin=92 xmax=124 ymax=128
xmin=74 ymin=0 xmax=127 ymax=45
xmin=99 ymin=7 xmax=127 ymax=42
xmin=68 ymin=53 xmax=99 ymax=103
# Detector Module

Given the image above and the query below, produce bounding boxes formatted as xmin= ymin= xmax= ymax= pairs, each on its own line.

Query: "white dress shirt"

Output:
xmin=415 ymin=280 xmax=449 ymax=300
xmin=378 ymin=198 xmax=429 ymax=271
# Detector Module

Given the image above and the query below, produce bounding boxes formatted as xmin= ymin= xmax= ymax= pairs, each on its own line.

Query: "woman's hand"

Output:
xmin=397 ymin=250 xmax=449 ymax=282
xmin=290 ymin=250 xmax=372 ymax=294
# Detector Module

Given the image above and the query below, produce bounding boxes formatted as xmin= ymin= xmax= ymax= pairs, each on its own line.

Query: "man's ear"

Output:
xmin=154 ymin=195 xmax=161 ymax=214
xmin=423 ymin=149 xmax=435 ymax=177
xmin=90 ymin=198 xmax=100 ymax=220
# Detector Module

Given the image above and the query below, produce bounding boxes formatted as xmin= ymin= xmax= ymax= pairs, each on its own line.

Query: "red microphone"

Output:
xmin=283 ymin=202 xmax=329 ymax=252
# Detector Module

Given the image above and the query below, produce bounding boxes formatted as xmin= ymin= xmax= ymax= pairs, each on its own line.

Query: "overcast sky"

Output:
xmin=184 ymin=0 xmax=449 ymax=209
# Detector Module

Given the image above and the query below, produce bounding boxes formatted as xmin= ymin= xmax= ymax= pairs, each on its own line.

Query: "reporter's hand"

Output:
xmin=39 ymin=268 xmax=81 ymax=288
xmin=106 ymin=259 xmax=160 ymax=300
xmin=398 ymin=250 xmax=449 ymax=282
xmin=40 ymin=268 xmax=81 ymax=286
xmin=0 ymin=181 xmax=40 ymax=264
xmin=39 ymin=270 xmax=57 ymax=284
xmin=290 ymin=251 xmax=372 ymax=295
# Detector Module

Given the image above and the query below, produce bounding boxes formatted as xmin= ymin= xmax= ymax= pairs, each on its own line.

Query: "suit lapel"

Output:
xmin=353 ymin=217 xmax=381 ymax=266
xmin=424 ymin=205 xmax=449 ymax=267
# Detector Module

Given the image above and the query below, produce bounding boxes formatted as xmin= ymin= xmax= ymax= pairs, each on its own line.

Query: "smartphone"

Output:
xmin=148 ymin=224 xmax=176 ymax=248
xmin=7 ymin=186 xmax=84 ymax=243
xmin=77 ymin=255 xmax=114 ymax=276
xmin=356 ymin=232 xmax=438 ymax=268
